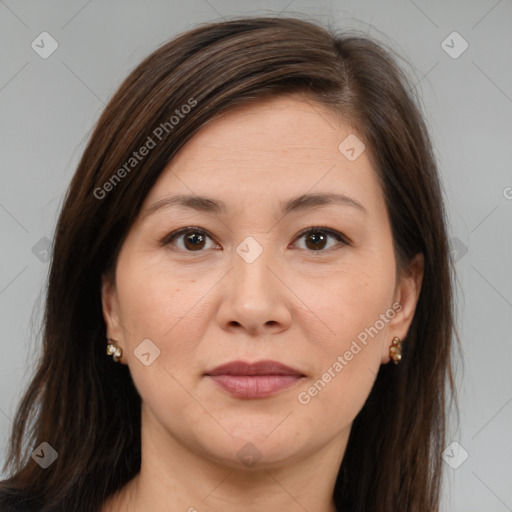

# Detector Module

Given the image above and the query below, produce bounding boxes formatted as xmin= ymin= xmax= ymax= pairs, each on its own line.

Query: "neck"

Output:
xmin=103 ymin=408 xmax=348 ymax=512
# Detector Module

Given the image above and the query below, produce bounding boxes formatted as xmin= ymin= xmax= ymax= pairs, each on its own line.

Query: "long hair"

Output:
xmin=1 ymin=16 xmax=457 ymax=512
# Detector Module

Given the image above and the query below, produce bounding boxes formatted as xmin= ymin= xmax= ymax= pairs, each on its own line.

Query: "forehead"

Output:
xmin=144 ymin=95 xmax=382 ymax=214
xmin=182 ymin=95 xmax=354 ymax=162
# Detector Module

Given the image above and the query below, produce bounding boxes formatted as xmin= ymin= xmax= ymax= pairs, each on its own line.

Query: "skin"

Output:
xmin=101 ymin=94 xmax=424 ymax=512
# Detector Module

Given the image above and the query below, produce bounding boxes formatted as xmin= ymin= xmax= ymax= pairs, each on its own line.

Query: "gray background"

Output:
xmin=1 ymin=1 xmax=511 ymax=510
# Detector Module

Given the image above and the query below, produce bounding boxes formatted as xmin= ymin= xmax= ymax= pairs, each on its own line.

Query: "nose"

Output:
xmin=215 ymin=240 xmax=292 ymax=336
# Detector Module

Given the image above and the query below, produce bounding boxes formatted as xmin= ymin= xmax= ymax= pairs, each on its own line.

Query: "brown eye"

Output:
xmin=305 ymin=231 xmax=328 ymax=250
xmin=294 ymin=228 xmax=348 ymax=252
xmin=183 ymin=231 xmax=206 ymax=250
xmin=163 ymin=228 xmax=217 ymax=252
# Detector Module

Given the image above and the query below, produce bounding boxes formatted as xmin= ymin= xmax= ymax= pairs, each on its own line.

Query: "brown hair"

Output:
xmin=0 ymin=16 xmax=458 ymax=512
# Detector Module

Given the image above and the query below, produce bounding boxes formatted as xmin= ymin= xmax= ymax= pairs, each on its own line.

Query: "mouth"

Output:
xmin=204 ymin=360 xmax=306 ymax=399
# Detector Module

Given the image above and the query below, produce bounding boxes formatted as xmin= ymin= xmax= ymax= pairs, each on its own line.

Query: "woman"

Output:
xmin=0 ymin=16 xmax=457 ymax=512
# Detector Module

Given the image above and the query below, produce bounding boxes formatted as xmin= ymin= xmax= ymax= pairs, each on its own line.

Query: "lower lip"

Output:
xmin=207 ymin=375 xmax=304 ymax=399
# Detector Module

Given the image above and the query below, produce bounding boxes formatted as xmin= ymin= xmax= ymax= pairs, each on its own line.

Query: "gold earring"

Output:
xmin=106 ymin=339 xmax=122 ymax=363
xmin=389 ymin=336 xmax=402 ymax=365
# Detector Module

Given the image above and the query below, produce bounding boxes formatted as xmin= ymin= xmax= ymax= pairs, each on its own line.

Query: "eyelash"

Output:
xmin=160 ymin=226 xmax=351 ymax=253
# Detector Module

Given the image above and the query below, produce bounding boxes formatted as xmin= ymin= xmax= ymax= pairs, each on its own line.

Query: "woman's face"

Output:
xmin=102 ymin=95 xmax=422 ymax=470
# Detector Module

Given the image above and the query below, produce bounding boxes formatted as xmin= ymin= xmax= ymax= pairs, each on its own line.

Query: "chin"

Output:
xmin=197 ymin=423 xmax=308 ymax=469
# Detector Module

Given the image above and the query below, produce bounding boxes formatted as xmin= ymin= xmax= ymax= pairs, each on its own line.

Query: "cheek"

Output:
xmin=295 ymin=290 xmax=391 ymax=431
xmin=112 ymin=252 xmax=208 ymax=419
xmin=113 ymin=248 xmax=220 ymax=384
xmin=115 ymin=248 xmax=198 ymax=338
xmin=304 ymin=252 xmax=396 ymax=349
xmin=293 ymin=252 xmax=396 ymax=418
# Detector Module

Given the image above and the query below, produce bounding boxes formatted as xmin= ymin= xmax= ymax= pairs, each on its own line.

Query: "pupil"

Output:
xmin=307 ymin=232 xmax=326 ymax=250
xmin=185 ymin=233 xmax=204 ymax=250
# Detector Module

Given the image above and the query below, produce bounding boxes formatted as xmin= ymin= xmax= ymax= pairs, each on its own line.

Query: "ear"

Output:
xmin=101 ymin=273 xmax=127 ymax=364
xmin=381 ymin=252 xmax=424 ymax=364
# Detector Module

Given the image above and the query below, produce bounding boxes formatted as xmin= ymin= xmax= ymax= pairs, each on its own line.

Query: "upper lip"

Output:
xmin=205 ymin=360 xmax=305 ymax=377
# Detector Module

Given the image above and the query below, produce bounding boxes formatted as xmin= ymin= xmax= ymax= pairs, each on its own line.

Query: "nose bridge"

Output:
xmin=217 ymin=233 xmax=290 ymax=334
xmin=232 ymin=234 xmax=274 ymax=293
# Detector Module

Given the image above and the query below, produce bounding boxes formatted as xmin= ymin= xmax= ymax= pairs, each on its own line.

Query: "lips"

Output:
xmin=205 ymin=360 xmax=304 ymax=377
xmin=204 ymin=360 xmax=305 ymax=399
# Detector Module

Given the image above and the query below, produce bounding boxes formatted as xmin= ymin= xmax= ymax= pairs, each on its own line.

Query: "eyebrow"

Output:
xmin=143 ymin=192 xmax=367 ymax=219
